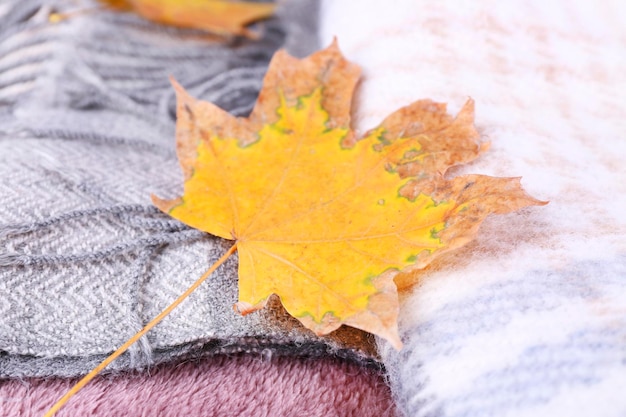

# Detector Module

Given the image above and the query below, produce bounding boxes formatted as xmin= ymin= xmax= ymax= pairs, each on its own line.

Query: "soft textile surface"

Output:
xmin=0 ymin=354 xmax=395 ymax=417
xmin=0 ymin=0 xmax=379 ymax=380
xmin=320 ymin=1 xmax=626 ymax=416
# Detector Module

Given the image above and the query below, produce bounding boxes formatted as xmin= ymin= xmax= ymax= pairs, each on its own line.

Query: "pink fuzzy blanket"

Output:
xmin=0 ymin=354 xmax=395 ymax=416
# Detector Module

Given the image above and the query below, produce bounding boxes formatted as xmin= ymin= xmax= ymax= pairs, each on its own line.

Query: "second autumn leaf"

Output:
xmin=152 ymin=42 xmax=545 ymax=349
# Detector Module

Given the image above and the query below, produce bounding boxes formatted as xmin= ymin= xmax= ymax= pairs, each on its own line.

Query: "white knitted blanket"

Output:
xmin=320 ymin=1 xmax=626 ymax=416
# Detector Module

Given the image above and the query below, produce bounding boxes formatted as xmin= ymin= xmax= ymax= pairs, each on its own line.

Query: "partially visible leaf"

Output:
xmin=100 ymin=0 xmax=275 ymax=36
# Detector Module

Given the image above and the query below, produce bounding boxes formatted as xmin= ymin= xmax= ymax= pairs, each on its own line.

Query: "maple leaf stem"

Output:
xmin=44 ymin=242 xmax=238 ymax=417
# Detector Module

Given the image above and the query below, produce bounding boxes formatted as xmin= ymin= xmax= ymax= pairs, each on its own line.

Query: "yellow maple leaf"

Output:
xmin=100 ymin=0 xmax=275 ymax=36
xmin=152 ymin=41 xmax=546 ymax=349
xmin=44 ymin=41 xmax=547 ymax=416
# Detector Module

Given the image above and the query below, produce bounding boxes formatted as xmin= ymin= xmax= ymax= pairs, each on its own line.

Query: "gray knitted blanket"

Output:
xmin=0 ymin=0 xmax=378 ymax=379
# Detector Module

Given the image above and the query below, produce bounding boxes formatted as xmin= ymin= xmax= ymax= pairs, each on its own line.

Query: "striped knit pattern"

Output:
xmin=321 ymin=1 xmax=626 ymax=416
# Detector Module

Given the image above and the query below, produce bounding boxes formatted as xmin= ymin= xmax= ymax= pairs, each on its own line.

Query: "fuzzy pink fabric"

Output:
xmin=0 ymin=354 xmax=395 ymax=416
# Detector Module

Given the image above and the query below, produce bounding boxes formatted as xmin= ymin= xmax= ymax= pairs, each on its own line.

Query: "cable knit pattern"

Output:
xmin=0 ymin=0 xmax=380 ymax=379
xmin=320 ymin=1 xmax=626 ymax=416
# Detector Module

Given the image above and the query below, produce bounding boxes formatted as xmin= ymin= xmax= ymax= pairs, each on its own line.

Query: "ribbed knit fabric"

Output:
xmin=320 ymin=1 xmax=626 ymax=417
xmin=0 ymin=0 xmax=380 ymax=380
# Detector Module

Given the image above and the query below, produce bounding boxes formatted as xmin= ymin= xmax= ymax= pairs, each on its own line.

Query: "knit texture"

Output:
xmin=0 ymin=0 xmax=379 ymax=379
xmin=320 ymin=1 xmax=626 ymax=416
